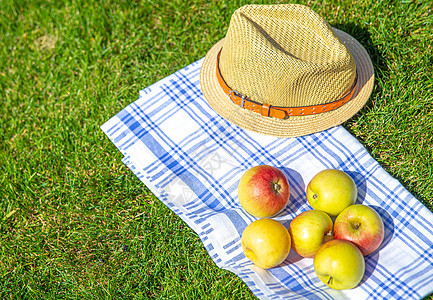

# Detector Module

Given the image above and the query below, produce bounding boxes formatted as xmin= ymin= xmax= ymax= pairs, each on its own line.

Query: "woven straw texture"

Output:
xmin=220 ymin=4 xmax=356 ymax=107
xmin=200 ymin=4 xmax=374 ymax=138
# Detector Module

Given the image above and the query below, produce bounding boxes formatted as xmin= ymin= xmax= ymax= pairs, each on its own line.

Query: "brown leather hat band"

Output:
xmin=216 ymin=50 xmax=357 ymax=119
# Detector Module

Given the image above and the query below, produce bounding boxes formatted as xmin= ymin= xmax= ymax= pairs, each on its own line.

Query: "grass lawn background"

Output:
xmin=1 ymin=0 xmax=432 ymax=298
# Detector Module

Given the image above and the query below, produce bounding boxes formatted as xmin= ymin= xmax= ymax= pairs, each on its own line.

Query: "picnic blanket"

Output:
xmin=101 ymin=58 xmax=433 ymax=299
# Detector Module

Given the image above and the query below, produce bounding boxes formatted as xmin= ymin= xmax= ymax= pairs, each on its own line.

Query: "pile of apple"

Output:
xmin=238 ymin=165 xmax=385 ymax=290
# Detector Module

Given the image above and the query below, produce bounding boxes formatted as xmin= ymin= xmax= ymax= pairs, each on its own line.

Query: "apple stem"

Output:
xmin=352 ymin=223 xmax=361 ymax=230
xmin=312 ymin=194 xmax=318 ymax=200
xmin=327 ymin=276 xmax=333 ymax=285
xmin=272 ymin=182 xmax=281 ymax=193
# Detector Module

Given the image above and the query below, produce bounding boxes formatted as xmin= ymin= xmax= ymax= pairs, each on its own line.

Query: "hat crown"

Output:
xmin=219 ymin=4 xmax=356 ymax=107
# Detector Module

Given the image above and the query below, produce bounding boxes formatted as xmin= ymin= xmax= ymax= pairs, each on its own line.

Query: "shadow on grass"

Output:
xmin=333 ymin=22 xmax=388 ymax=125
xmin=333 ymin=22 xmax=389 ymax=160
xmin=331 ymin=25 xmax=431 ymax=211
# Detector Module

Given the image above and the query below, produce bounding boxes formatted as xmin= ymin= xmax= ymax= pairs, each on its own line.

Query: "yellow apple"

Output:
xmin=238 ymin=165 xmax=290 ymax=218
xmin=314 ymin=240 xmax=365 ymax=290
xmin=289 ymin=210 xmax=333 ymax=258
xmin=307 ymin=169 xmax=357 ymax=217
xmin=241 ymin=219 xmax=291 ymax=269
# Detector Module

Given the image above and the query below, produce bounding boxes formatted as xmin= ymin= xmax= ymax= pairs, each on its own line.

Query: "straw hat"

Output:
xmin=200 ymin=4 xmax=374 ymax=138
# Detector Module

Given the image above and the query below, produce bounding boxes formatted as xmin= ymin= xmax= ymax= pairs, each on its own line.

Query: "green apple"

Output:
xmin=289 ymin=210 xmax=333 ymax=258
xmin=238 ymin=165 xmax=290 ymax=218
xmin=241 ymin=219 xmax=291 ymax=269
xmin=307 ymin=169 xmax=357 ymax=217
xmin=334 ymin=204 xmax=385 ymax=256
xmin=314 ymin=239 xmax=365 ymax=290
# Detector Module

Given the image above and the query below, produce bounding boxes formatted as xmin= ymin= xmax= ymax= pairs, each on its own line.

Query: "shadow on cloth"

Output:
xmin=279 ymin=167 xmax=307 ymax=214
xmin=360 ymin=205 xmax=395 ymax=284
xmin=346 ymin=170 xmax=367 ymax=204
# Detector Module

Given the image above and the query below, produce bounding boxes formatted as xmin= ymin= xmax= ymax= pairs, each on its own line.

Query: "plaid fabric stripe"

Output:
xmin=101 ymin=58 xmax=433 ymax=299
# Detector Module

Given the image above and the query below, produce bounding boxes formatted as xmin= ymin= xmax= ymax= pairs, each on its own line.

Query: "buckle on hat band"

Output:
xmin=216 ymin=50 xmax=357 ymax=119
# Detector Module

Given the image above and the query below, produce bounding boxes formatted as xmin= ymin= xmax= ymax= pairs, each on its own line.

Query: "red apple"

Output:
xmin=238 ymin=165 xmax=290 ymax=218
xmin=334 ymin=204 xmax=385 ymax=256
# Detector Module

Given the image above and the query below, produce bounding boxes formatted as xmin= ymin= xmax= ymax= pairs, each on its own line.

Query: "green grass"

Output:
xmin=0 ymin=0 xmax=432 ymax=298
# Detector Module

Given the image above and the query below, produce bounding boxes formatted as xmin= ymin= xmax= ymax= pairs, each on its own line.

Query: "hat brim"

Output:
xmin=199 ymin=28 xmax=374 ymax=138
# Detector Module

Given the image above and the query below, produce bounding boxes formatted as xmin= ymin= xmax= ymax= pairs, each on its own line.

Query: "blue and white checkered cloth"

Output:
xmin=101 ymin=58 xmax=433 ymax=299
